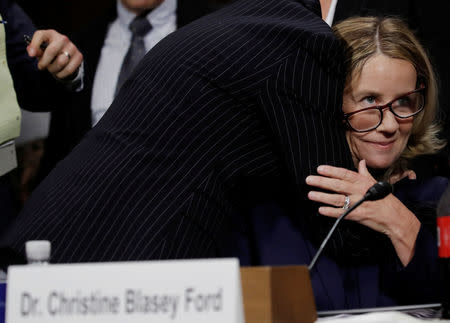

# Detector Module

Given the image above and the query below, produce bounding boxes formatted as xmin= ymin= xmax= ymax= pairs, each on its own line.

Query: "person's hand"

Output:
xmin=305 ymin=160 xmax=421 ymax=266
xmin=26 ymin=29 xmax=83 ymax=80
xmin=389 ymin=169 xmax=416 ymax=184
xmin=306 ymin=160 xmax=381 ymax=230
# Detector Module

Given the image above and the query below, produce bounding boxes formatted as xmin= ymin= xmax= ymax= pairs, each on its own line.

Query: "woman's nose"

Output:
xmin=377 ymin=109 xmax=399 ymax=133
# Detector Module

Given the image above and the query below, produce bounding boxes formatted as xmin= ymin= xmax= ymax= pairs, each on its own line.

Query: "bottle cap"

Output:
xmin=25 ymin=240 xmax=51 ymax=262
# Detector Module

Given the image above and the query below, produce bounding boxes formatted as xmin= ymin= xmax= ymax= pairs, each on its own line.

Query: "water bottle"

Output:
xmin=25 ymin=240 xmax=51 ymax=265
xmin=0 ymin=241 xmax=51 ymax=323
xmin=437 ymin=183 xmax=450 ymax=319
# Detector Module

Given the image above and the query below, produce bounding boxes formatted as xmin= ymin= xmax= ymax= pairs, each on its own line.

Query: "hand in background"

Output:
xmin=26 ymin=29 xmax=83 ymax=80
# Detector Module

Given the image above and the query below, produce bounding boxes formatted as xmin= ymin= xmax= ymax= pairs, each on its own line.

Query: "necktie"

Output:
xmin=115 ymin=15 xmax=152 ymax=96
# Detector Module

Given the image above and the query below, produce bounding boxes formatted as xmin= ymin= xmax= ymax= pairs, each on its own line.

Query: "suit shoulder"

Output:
xmin=149 ymin=0 xmax=342 ymax=75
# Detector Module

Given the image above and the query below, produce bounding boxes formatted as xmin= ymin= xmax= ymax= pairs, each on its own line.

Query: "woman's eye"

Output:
xmin=363 ymin=96 xmax=376 ymax=105
xmin=395 ymin=97 xmax=411 ymax=106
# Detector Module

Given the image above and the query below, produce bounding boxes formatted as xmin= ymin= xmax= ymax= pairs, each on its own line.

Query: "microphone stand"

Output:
xmin=308 ymin=182 xmax=392 ymax=271
xmin=307 ymin=181 xmax=392 ymax=271
xmin=308 ymin=197 xmax=365 ymax=271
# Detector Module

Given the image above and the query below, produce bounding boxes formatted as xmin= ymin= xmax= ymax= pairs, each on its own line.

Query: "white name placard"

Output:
xmin=6 ymin=258 xmax=244 ymax=323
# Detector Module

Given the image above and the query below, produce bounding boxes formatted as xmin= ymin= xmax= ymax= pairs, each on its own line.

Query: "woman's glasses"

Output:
xmin=343 ymin=86 xmax=425 ymax=132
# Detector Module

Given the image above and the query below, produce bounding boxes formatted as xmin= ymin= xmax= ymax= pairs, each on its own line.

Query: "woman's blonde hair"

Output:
xmin=333 ymin=17 xmax=446 ymax=177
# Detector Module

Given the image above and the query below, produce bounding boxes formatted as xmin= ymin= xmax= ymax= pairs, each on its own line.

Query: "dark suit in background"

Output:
xmin=16 ymin=0 xmax=214 ymax=35
xmin=0 ymin=0 xmax=77 ymax=234
xmin=0 ymin=0 xmax=353 ymax=264
xmin=0 ymin=0 xmax=73 ymax=112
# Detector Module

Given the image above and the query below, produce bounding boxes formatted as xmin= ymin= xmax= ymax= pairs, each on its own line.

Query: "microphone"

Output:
xmin=308 ymin=181 xmax=393 ymax=271
xmin=364 ymin=181 xmax=393 ymax=201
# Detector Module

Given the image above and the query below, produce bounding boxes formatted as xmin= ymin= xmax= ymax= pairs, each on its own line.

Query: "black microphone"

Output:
xmin=308 ymin=181 xmax=393 ymax=271
xmin=364 ymin=181 xmax=393 ymax=201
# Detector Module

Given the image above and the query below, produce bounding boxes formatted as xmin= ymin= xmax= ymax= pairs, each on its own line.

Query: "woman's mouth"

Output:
xmin=368 ymin=140 xmax=395 ymax=150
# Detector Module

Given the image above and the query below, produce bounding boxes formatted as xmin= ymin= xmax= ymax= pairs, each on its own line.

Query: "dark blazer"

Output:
xmin=40 ymin=1 xmax=215 ymax=177
xmin=0 ymin=0 xmax=72 ymax=112
xmin=0 ymin=0 xmax=354 ymax=264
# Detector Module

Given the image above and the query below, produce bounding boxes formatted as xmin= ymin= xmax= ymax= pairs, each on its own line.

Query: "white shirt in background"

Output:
xmin=324 ymin=0 xmax=338 ymax=26
xmin=91 ymin=0 xmax=177 ymax=126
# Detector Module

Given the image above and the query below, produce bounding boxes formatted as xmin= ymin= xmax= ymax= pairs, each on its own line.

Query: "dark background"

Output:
xmin=15 ymin=0 xmax=232 ymax=34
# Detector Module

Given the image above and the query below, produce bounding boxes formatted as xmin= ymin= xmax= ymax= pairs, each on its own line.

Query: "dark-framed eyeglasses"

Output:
xmin=343 ymin=85 xmax=426 ymax=133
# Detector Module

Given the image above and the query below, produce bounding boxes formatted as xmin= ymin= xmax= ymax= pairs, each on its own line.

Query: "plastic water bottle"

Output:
xmin=25 ymin=240 xmax=51 ymax=265
xmin=437 ymin=183 xmax=450 ymax=319
xmin=0 ymin=241 xmax=51 ymax=323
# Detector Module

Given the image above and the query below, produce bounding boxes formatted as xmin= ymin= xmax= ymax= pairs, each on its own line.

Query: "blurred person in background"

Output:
xmin=35 ymin=0 xmax=215 ymax=190
xmin=0 ymin=0 xmax=83 ymax=234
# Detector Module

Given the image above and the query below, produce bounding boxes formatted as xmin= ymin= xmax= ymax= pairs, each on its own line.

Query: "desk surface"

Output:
xmin=317 ymin=304 xmax=447 ymax=322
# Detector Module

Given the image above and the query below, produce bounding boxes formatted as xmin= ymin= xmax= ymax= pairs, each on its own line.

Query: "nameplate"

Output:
xmin=6 ymin=259 xmax=244 ymax=323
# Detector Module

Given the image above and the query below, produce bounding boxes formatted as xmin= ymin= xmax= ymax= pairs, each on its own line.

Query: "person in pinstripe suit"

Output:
xmin=0 ymin=0 xmax=355 ymax=264
xmin=36 ymin=0 xmax=216 ymax=185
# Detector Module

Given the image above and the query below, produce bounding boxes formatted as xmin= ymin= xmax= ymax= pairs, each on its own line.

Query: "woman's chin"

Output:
xmin=365 ymin=160 xmax=392 ymax=170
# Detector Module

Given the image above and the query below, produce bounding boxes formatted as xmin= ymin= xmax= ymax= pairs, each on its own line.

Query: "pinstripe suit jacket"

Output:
xmin=39 ymin=1 xmax=216 ymax=180
xmin=0 ymin=0 xmax=353 ymax=263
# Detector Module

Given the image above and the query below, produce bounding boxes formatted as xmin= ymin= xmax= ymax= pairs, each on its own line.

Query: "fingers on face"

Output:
xmin=357 ymin=160 xmax=370 ymax=175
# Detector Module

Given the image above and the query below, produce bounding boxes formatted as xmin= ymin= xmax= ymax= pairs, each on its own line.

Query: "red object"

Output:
xmin=438 ymin=216 xmax=450 ymax=258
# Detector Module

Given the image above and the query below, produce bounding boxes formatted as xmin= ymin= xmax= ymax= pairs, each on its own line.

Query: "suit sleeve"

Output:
xmin=258 ymin=41 xmax=354 ymax=197
xmin=2 ymin=0 xmax=70 ymax=111
xmin=381 ymin=225 xmax=440 ymax=304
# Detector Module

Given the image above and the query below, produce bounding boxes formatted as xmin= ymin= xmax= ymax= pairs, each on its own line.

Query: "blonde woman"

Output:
xmin=305 ymin=17 xmax=447 ymax=309
xmin=236 ymin=17 xmax=448 ymax=311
